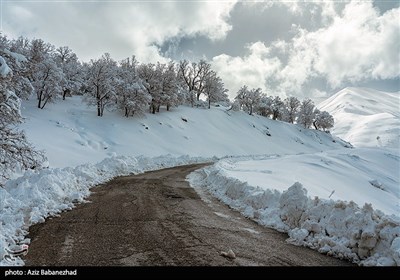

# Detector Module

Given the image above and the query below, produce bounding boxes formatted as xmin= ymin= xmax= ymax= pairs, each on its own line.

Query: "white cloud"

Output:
xmin=212 ymin=1 xmax=399 ymax=98
xmin=212 ymin=42 xmax=282 ymax=98
xmin=312 ymin=1 xmax=400 ymax=86
xmin=3 ymin=1 xmax=236 ymax=62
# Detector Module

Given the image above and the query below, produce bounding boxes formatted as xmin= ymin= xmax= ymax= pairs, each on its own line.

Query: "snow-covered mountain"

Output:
xmin=20 ymin=96 xmax=348 ymax=168
xmin=319 ymin=87 xmax=399 ymax=148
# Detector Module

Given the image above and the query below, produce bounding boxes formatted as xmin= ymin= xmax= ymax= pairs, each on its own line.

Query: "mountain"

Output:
xmin=20 ymin=96 xmax=348 ymax=168
xmin=319 ymin=87 xmax=399 ymax=148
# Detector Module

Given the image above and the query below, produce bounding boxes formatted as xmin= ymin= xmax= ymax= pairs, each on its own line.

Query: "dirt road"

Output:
xmin=24 ymin=163 xmax=352 ymax=266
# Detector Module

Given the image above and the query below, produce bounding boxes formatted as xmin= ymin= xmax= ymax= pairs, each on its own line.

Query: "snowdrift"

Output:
xmin=188 ymin=151 xmax=400 ymax=266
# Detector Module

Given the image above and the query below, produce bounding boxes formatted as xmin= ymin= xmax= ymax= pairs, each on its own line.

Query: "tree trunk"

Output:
xmin=63 ymin=89 xmax=70 ymax=100
xmin=37 ymin=92 xmax=43 ymax=109
xmin=313 ymin=121 xmax=318 ymax=130
xmin=196 ymin=92 xmax=201 ymax=101
xmin=100 ymin=101 xmax=105 ymax=117
xmin=40 ymin=96 xmax=50 ymax=109
xmin=125 ymin=107 xmax=129 ymax=117
xmin=249 ymin=105 xmax=252 ymax=115
xmin=208 ymin=98 xmax=211 ymax=109
xmin=97 ymin=101 xmax=101 ymax=117
xmin=167 ymin=104 xmax=170 ymax=111
xmin=152 ymin=104 xmax=156 ymax=114
xmin=156 ymin=105 xmax=160 ymax=113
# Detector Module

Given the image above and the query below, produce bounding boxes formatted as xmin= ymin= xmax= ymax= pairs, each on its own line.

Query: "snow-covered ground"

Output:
xmin=319 ymin=87 xmax=400 ymax=148
xmin=1 ymin=90 xmax=399 ymax=266
xmin=20 ymin=96 xmax=349 ymax=168
xmin=188 ymin=148 xmax=400 ymax=266
xmin=1 ymin=95 xmax=349 ymax=266
xmin=204 ymin=148 xmax=399 ymax=215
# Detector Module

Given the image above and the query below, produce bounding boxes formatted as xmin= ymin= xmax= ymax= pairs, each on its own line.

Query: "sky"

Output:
xmin=1 ymin=0 xmax=399 ymax=100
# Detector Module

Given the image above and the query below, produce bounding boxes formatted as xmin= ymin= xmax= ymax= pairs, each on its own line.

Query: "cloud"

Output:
xmin=3 ymin=1 xmax=236 ymax=62
xmin=311 ymin=1 xmax=400 ymax=86
xmin=212 ymin=1 xmax=399 ymax=98
xmin=212 ymin=41 xmax=282 ymax=98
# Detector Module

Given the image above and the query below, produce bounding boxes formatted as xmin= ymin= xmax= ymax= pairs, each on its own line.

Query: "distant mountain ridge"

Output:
xmin=319 ymin=87 xmax=399 ymax=148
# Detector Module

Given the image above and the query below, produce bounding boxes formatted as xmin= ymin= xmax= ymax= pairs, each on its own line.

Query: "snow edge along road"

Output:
xmin=187 ymin=158 xmax=400 ymax=267
xmin=0 ymin=154 xmax=215 ymax=266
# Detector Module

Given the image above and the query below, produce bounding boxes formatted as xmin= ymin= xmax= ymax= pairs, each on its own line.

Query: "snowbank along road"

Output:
xmin=24 ymin=164 xmax=352 ymax=266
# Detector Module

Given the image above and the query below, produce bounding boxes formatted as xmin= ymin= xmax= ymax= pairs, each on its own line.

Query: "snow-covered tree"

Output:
xmin=282 ymin=96 xmax=300 ymax=124
xmin=203 ymin=71 xmax=229 ymax=109
xmin=178 ymin=59 xmax=212 ymax=106
xmin=54 ymin=46 xmax=83 ymax=100
xmin=297 ymin=99 xmax=316 ymax=128
xmin=24 ymin=39 xmax=65 ymax=109
xmin=0 ymin=46 xmax=46 ymax=184
xmin=313 ymin=110 xmax=334 ymax=131
xmin=159 ymin=62 xmax=180 ymax=111
xmin=271 ymin=96 xmax=285 ymax=120
xmin=116 ymin=56 xmax=151 ymax=117
xmin=27 ymin=39 xmax=54 ymax=67
xmin=255 ymin=95 xmax=273 ymax=117
xmin=235 ymin=86 xmax=262 ymax=115
xmin=84 ymin=53 xmax=117 ymax=116
xmin=0 ymin=37 xmax=33 ymax=101
xmin=31 ymin=58 xmax=64 ymax=109
xmin=137 ymin=63 xmax=162 ymax=114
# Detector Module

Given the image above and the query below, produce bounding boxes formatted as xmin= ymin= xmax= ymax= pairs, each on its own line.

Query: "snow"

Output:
xmin=207 ymin=148 xmax=399 ymax=215
xmin=2 ymin=49 xmax=27 ymax=67
xmin=2 ymin=88 xmax=398 ymax=266
xmin=0 ymin=154 xmax=212 ymax=266
xmin=0 ymin=56 xmax=12 ymax=77
xmin=19 ymin=96 xmax=349 ymax=168
xmin=188 ymin=150 xmax=400 ymax=266
xmin=319 ymin=87 xmax=400 ymax=148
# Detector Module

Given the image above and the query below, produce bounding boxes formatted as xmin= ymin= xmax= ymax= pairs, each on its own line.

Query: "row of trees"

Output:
xmin=84 ymin=55 xmax=229 ymax=116
xmin=0 ymin=35 xmax=230 ymax=117
xmin=234 ymin=85 xmax=334 ymax=131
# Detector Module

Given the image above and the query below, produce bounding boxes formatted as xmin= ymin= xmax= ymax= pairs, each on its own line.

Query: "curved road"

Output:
xmin=24 ymin=164 xmax=352 ymax=266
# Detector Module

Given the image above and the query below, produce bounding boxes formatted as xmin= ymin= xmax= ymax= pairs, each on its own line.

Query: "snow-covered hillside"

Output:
xmin=197 ymin=148 xmax=399 ymax=215
xmin=20 ymin=96 xmax=348 ymax=168
xmin=2 ymin=92 xmax=398 ymax=267
xmin=188 ymin=148 xmax=400 ymax=265
xmin=319 ymin=87 xmax=399 ymax=148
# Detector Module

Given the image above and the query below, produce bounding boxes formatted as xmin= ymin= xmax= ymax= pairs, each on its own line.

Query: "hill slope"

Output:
xmin=20 ymin=96 xmax=348 ymax=168
xmin=319 ymin=87 xmax=399 ymax=148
